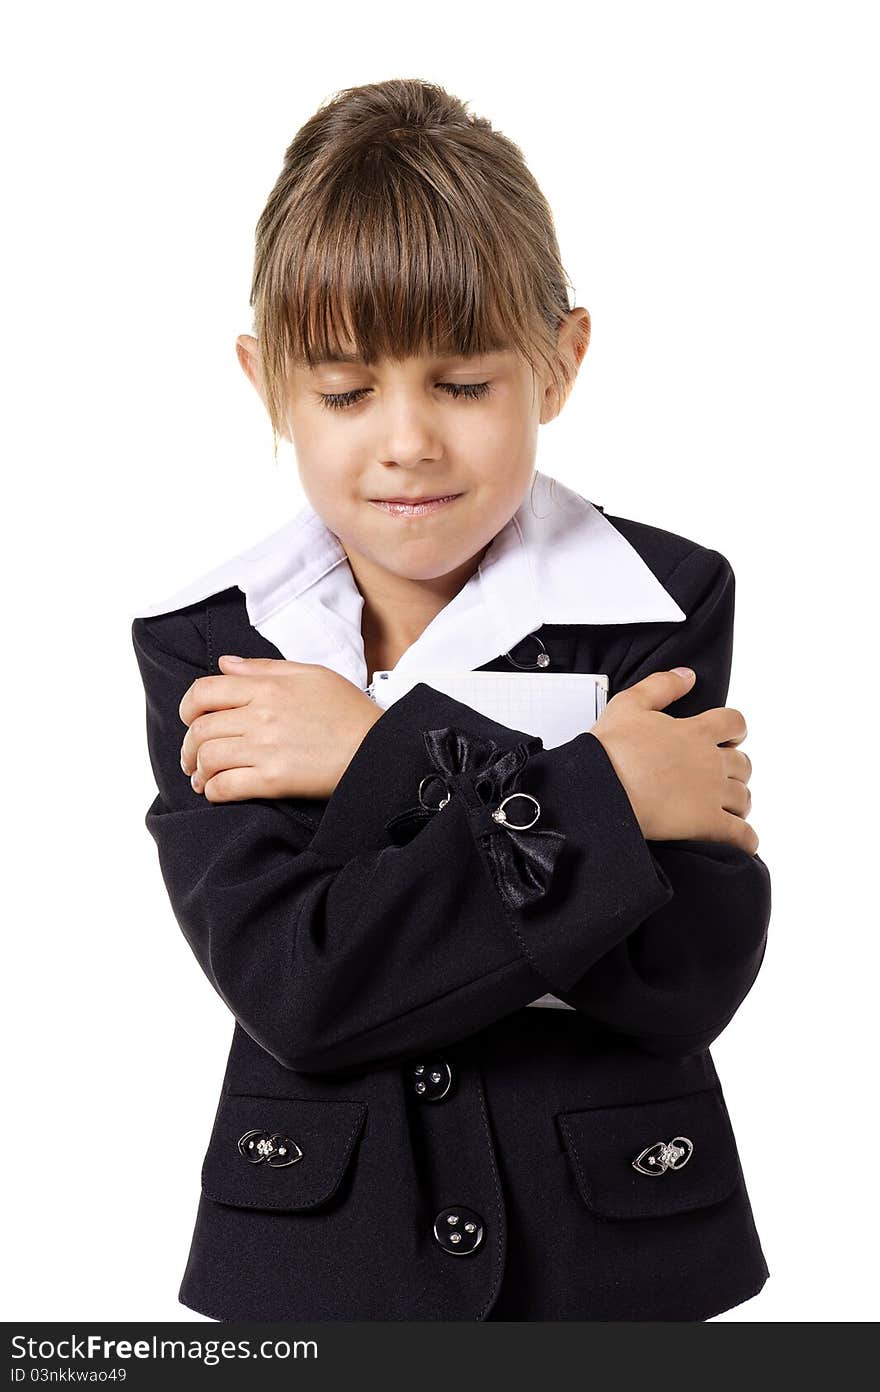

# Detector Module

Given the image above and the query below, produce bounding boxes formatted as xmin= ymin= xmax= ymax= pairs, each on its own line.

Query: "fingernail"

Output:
xmin=672 ymin=666 xmax=694 ymax=678
xmin=221 ymin=654 xmax=244 ymax=662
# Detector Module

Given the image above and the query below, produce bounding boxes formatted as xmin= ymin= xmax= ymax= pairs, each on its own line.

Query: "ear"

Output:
xmin=541 ymin=308 xmax=591 ymax=423
xmin=236 ymin=334 xmax=292 ymax=445
xmin=565 ymin=306 xmax=591 ymax=365
xmin=235 ymin=334 xmax=267 ymax=401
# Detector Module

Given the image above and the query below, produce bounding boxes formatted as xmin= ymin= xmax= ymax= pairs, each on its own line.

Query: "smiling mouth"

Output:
xmin=367 ymin=494 xmax=463 ymax=517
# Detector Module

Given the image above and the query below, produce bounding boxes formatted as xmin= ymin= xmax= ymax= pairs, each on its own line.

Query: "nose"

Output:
xmin=376 ymin=392 xmax=443 ymax=468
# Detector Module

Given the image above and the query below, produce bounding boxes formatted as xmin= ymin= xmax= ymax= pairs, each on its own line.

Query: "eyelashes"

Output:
xmin=317 ymin=382 xmax=492 ymax=412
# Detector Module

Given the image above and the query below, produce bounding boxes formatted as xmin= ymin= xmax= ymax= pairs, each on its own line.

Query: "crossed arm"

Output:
xmin=131 ymin=545 xmax=769 ymax=1075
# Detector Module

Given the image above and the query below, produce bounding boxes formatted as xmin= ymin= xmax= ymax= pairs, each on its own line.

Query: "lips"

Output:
xmin=368 ymin=494 xmax=463 ymax=517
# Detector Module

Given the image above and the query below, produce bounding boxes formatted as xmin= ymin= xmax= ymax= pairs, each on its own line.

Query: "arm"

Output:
xmin=132 ymin=604 xmax=674 ymax=1076
xmin=559 ymin=545 xmax=771 ymax=1056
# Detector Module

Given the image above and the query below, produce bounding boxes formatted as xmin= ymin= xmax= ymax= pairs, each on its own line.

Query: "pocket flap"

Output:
xmin=557 ymin=1085 xmax=741 ymax=1219
xmin=201 ymin=1093 xmax=367 ymax=1211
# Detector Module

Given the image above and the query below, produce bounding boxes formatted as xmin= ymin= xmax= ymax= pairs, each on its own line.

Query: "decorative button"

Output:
xmin=418 ymin=774 xmax=452 ymax=811
xmin=433 ymin=1205 xmax=485 ymax=1255
xmin=632 ymin=1135 xmax=694 ymax=1175
xmin=504 ymin=632 xmax=551 ymax=670
xmin=490 ymin=791 xmax=541 ymax=829
xmin=409 ymin=1057 xmax=454 ymax=1102
xmin=238 ymin=1129 xmax=303 ymax=1167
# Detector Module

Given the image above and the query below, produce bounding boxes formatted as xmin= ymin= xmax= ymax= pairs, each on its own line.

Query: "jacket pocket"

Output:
xmin=556 ymin=1084 xmax=741 ymax=1220
xmin=200 ymin=1093 xmax=368 ymax=1211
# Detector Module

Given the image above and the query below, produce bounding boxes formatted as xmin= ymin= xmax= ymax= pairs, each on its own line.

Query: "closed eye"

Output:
xmin=317 ymin=382 xmax=493 ymax=412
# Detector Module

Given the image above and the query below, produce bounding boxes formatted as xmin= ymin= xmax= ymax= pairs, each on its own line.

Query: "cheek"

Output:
xmin=295 ymin=443 xmax=361 ymax=522
xmin=286 ymin=401 xmax=354 ymax=467
xmin=452 ymin=391 xmax=536 ymax=458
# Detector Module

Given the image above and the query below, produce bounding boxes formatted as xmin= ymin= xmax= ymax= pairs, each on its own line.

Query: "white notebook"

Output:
xmin=370 ymin=669 xmax=609 ymax=750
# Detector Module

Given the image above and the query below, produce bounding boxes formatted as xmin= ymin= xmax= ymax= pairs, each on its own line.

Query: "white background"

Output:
xmin=4 ymin=0 xmax=877 ymax=1322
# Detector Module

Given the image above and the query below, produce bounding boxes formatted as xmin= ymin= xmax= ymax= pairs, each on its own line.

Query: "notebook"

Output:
xmin=370 ymin=669 xmax=609 ymax=749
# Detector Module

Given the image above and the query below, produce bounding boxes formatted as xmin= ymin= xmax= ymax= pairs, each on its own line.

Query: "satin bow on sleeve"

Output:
xmin=384 ymin=725 xmax=567 ymax=909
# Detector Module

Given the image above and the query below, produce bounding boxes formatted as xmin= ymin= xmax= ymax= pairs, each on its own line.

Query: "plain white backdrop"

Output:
xmin=4 ymin=0 xmax=877 ymax=1322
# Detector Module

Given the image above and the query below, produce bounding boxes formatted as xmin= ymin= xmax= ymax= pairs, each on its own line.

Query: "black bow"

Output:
xmin=384 ymin=725 xmax=566 ymax=909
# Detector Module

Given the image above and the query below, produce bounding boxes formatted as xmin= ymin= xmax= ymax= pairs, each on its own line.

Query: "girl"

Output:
xmin=131 ymin=77 xmax=770 ymax=1322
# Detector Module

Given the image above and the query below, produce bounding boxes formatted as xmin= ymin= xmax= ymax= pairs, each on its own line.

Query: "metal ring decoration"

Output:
xmin=631 ymin=1136 xmax=694 ymax=1176
xmin=418 ymin=775 xmax=452 ymax=812
xmin=504 ymin=632 xmax=551 ymax=670
xmin=383 ymin=725 xmax=566 ymax=909
xmin=418 ymin=726 xmax=566 ymax=909
xmin=491 ymin=792 xmax=541 ymax=830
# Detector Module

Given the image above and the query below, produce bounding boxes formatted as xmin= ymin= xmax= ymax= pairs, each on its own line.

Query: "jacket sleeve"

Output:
xmin=558 ymin=545 xmax=771 ymax=1057
xmin=131 ymin=603 xmax=675 ymax=1076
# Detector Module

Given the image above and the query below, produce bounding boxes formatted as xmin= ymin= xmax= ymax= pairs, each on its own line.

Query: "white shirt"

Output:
xmin=134 ymin=469 xmax=686 ymax=1010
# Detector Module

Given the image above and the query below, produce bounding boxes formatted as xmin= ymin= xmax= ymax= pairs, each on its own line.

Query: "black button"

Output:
xmin=433 ymin=1206 xmax=484 ymax=1255
xmin=409 ymin=1057 xmax=454 ymax=1102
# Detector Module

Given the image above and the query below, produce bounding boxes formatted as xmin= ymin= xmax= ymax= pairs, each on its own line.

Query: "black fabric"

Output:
xmin=130 ymin=514 xmax=771 ymax=1321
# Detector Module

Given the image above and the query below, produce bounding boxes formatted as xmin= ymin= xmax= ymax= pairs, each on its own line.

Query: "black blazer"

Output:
xmin=130 ymin=512 xmax=771 ymax=1322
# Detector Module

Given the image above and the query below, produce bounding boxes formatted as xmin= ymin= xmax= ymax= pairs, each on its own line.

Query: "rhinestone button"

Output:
xmin=409 ymin=1057 xmax=454 ymax=1102
xmin=432 ymin=1206 xmax=485 ymax=1255
xmin=237 ymin=1129 xmax=303 ymax=1167
xmin=632 ymin=1134 xmax=694 ymax=1175
xmin=504 ymin=632 xmax=551 ymax=671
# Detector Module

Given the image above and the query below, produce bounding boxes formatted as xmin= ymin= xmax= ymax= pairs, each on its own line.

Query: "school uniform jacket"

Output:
xmin=130 ymin=470 xmax=771 ymax=1322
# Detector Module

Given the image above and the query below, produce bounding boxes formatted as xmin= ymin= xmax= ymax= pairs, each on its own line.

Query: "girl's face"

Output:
xmin=236 ymin=311 xmax=588 ymax=586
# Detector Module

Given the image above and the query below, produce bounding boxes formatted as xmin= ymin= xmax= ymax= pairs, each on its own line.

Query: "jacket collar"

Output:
xmin=133 ymin=469 xmax=685 ymax=691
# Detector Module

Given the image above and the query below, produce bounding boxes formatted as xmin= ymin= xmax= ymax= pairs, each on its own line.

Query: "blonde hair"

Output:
xmin=248 ymin=78 xmax=588 ymax=441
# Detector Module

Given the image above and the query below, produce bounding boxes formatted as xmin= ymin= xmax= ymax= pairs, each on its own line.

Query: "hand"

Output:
xmin=178 ymin=655 xmax=383 ymax=802
xmin=591 ymin=667 xmax=758 ymax=853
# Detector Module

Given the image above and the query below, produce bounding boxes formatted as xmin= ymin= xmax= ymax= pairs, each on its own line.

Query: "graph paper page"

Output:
xmin=372 ymin=670 xmax=609 ymax=749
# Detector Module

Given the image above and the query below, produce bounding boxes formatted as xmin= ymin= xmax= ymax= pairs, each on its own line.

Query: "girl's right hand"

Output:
xmin=591 ymin=668 xmax=758 ymax=853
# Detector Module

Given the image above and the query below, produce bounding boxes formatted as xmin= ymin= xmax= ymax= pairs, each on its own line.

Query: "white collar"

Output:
xmin=133 ymin=470 xmax=685 ymax=691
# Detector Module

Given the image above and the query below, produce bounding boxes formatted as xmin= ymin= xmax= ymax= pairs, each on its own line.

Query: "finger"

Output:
xmin=714 ymin=809 xmax=759 ymax=855
xmin=692 ymin=705 xmax=748 ymax=745
xmin=217 ymin=655 xmax=318 ymax=673
xmin=179 ymin=674 xmax=256 ymax=726
xmin=721 ymin=777 xmax=752 ymax=818
xmin=720 ymin=747 xmax=752 ymax=783
xmin=181 ymin=710 xmax=247 ymax=774
xmin=201 ymin=765 xmax=271 ymax=804
xmin=614 ymin=667 xmax=696 ymax=712
xmin=193 ymin=735 xmax=253 ymax=787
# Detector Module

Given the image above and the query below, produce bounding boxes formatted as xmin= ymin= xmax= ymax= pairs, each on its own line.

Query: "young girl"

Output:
xmin=131 ymin=77 xmax=770 ymax=1322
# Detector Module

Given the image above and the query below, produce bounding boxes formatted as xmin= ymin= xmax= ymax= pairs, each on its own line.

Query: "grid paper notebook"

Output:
xmin=372 ymin=670 xmax=609 ymax=750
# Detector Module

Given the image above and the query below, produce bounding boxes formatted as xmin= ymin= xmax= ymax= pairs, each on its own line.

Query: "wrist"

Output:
xmin=334 ymin=703 xmax=384 ymax=789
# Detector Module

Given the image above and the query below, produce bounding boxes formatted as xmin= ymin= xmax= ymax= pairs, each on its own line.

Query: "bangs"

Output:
xmin=288 ymin=175 xmax=518 ymax=369
xmin=260 ymin=163 xmax=540 ymax=384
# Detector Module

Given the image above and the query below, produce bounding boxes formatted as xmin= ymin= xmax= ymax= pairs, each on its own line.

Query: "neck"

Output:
xmin=345 ymin=544 xmax=490 ymax=678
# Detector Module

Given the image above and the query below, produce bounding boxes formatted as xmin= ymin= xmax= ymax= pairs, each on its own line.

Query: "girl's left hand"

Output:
xmin=178 ymin=655 xmax=383 ymax=802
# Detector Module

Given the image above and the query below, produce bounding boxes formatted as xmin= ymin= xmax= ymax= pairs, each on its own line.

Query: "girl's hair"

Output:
xmin=248 ymin=78 xmax=588 ymax=441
